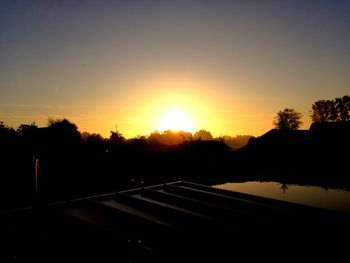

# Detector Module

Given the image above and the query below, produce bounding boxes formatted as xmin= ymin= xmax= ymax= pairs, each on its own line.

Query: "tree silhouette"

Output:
xmin=311 ymin=100 xmax=336 ymax=122
xmin=194 ymin=130 xmax=213 ymax=141
xmin=110 ymin=130 xmax=125 ymax=144
xmin=0 ymin=121 xmax=18 ymax=144
xmin=47 ymin=118 xmax=82 ymax=145
xmin=335 ymin=95 xmax=350 ymax=122
xmin=273 ymin=108 xmax=303 ymax=130
xmin=17 ymin=122 xmax=37 ymax=136
xmin=311 ymin=96 xmax=350 ymax=123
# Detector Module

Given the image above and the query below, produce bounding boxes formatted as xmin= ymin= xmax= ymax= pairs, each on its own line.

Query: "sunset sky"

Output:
xmin=1 ymin=0 xmax=349 ymax=138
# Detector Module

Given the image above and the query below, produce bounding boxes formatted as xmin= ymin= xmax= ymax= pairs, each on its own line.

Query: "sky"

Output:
xmin=1 ymin=0 xmax=349 ymax=138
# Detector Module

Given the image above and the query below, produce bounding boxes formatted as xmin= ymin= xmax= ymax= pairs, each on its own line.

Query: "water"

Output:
xmin=215 ymin=181 xmax=350 ymax=214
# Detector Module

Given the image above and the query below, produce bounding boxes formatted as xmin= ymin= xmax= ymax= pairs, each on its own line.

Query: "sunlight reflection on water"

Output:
xmin=215 ymin=181 xmax=350 ymax=214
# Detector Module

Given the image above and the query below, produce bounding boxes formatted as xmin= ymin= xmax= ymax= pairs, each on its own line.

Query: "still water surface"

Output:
xmin=215 ymin=181 xmax=350 ymax=214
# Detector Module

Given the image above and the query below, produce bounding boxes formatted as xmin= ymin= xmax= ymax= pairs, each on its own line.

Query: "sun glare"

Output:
xmin=157 ymin=110 xmax=194 ymax=132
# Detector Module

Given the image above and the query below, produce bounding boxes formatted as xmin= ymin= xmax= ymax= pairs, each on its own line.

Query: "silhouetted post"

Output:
xmin=33 ymin=158 xmax=45 ymax=209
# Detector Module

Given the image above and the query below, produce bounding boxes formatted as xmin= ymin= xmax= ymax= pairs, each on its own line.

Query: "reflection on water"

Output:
xmin=215 ymin=181 xmax=350 ymax=214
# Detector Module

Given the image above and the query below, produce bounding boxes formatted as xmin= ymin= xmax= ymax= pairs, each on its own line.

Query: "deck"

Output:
xmin=1 ymin=181 xmax=349 ymax=262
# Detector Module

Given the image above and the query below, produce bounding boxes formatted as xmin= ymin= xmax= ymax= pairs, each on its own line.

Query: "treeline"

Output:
xmin=273 ymin=95 xmax=350 ymax=130
xmin=1 ymin=119 xmax=250 ymax=211
xmin=1 ymin=120 xmax=252 ymax=150
xmin=1 ymin=94 xmax=349 ymax=211
xmin=312 ymin=95 xmax=350 ymax=122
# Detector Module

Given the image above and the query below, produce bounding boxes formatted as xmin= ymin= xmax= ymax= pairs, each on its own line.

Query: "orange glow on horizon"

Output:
xmin=69 ymin=75 xmax=279 ymax=138
xmin=107 ymin=75 xmax=221 ymax=137
xmin=157 ymin=110 xmax=194 ymax=132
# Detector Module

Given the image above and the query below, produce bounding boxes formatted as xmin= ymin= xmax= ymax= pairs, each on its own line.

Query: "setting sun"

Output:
xmin=157 ymin=110 xmax=194 ymax=132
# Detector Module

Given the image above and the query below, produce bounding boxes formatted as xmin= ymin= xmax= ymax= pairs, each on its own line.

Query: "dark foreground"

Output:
xmin=1 ymin=181 xmax=349 ymax=262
